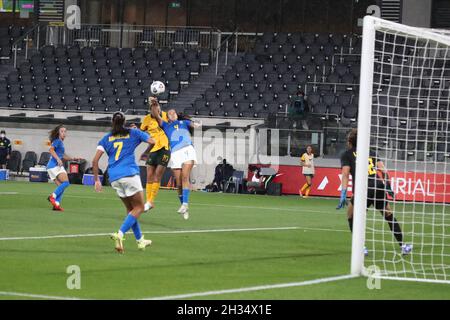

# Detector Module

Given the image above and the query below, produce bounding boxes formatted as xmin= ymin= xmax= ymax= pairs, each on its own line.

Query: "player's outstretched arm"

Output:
xmin=63 ymin=154 xmax=80 ymax=162
xmin=92 ymin=149 xmax=104 ymax=193
xmin=146 ymin=136 xmax=156 ymax=145
xmin=189 ymin=120 xmax=201 ymax=129
xmin=149 ymin=97 xmax=163 ymax=126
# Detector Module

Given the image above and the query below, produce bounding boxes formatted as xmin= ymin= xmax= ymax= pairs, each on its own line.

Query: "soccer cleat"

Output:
xmin=177 ymin=203 xmax=188 ymax=214
xmin=144 ymin=202 xmax=153 ymax=212
xmin=110 ymin=232 xmax=124 ymax=253
xmin=364 ymin=247 xmax=369 ymax=256
xmin=137 ymin=237 xmax=152 ymax=251
xmin=298 ymin=189 xmax=303 ymax=198
xmin=52 ymin=205 xmax=64 ymax=212
xmin=401 ymin=244 xmax=413 ymax=255
xmin=183 ymin=210 xmax=189 ymax=220
xmin=48 ymin=194 xmax=57 ymax=208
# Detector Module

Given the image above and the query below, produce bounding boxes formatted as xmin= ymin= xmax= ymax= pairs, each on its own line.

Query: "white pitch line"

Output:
xmin=9 ymin=192 xmax=340 ymax=215
xmin=0 ymin=192 xmax=18 ymax=195
xmin=0 ymin=226 xmax=348 ymax=241
xmin=142 ymin=274 xmax=358 ymax=300
xmin=0 ymin=291 xmax=85 ymax=300
xmin=11 ymin=190 xmax=342 ymax=212
xmin=0 ymin=274 xmax=358 ymax=300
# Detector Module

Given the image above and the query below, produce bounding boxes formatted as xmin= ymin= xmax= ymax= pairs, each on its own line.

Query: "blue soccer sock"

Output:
xmin=178 ymin=194 xmax=183 ymax=204
xmin=131 ymin=221 xmax=142 ymax=241
xmin=119 ymin=214 xmax=138 ymax=236
xmin=56 ymin=193 xmax=63 ymax=205
xmin=182 ymin=188 xmax=190 ymax=205
xmin=53 ymin=181 xmax=70 ymax=199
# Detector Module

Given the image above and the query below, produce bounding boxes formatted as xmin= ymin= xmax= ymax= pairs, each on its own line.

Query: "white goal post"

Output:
xmin=351 ymin=16 xmax=450 ymax=283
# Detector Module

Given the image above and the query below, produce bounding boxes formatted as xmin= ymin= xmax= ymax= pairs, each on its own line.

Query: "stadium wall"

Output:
xmin=0 ymin=124 xmax=124 ymax=173
xmin=249 ymin=164 xmax=450 ymax=203
xmin=0 ymin=121 xmax=341 ymax=189
xmin=2 ymin=122 xmax=442 ymax=195
xmin=402 ymin=0 xmax=432 ymax=27
xmin=75 ymin=0 xmax=379 ymax=33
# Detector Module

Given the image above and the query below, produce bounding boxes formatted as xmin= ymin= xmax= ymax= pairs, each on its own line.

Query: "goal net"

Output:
xmin=351 ymin=16 xmax=450 ymax=283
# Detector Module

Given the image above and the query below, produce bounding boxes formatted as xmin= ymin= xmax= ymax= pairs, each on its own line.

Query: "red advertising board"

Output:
xmin=248 ymin=164 xmax=450 ymax=203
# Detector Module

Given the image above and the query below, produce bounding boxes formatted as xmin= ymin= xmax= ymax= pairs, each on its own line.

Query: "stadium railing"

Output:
xmin=12 ymin=24 xmax=45 ymax=68
xmin=214 ymin=29 xmax=239 ymax=75
xmin=45 ymin=24 xmax=218 ymax=51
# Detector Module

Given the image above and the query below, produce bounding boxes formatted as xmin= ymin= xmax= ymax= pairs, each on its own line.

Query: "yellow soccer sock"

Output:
xmin=305 ymin=185 xmax=311 ymax=197
xmin=150 ymin=182 xmax=161 ymax=203
xmin=300 ymin=183 xmax=309 ymax=193
xmin=146 ymin=183 xmax=153 ymax=203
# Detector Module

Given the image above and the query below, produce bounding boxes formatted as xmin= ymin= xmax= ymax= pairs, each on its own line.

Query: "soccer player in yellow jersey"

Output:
xmin=338 ymin=128 xmax=412 ymax=256
xmin=140 ymin=101 xmax=171 ymax=211
xmin=299 ymin=145 xmax=315 ymax=198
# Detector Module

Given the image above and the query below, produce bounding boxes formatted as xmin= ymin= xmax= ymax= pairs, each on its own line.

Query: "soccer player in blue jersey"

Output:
xmin=150 ymin=97 xmax=199 ymax=220
xmin=92 ymin=112 xmax=155 ymax=253
xmin=47 ymin=125 xmax=79 ymax=212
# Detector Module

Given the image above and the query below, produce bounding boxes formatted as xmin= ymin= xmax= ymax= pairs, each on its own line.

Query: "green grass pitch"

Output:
xmin=0 ymin=181 xmax=449 ymax=300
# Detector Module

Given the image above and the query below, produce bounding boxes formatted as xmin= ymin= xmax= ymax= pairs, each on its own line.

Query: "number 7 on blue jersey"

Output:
xmin=113 ymin=142 xmax=123 ymax=160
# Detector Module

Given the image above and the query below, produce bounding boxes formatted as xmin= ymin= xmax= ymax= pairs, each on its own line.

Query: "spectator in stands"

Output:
xmin=0 ymin=130 xmax=11 ymax=169
xmin=289 ymin=91 xmax=308 ymax=118
xmin=213 ymin=158 xmax=234 ymax=192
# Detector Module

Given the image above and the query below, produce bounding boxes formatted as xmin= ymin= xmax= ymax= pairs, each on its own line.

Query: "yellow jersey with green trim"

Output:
xmin=140 ymin=112 xmax=169 ymax=152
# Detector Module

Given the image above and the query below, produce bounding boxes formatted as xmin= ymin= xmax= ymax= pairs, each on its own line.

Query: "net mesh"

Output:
xmin=364 ymin=22 xmax=450 ymax=282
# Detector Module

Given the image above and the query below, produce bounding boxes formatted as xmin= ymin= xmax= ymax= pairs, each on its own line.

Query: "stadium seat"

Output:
xmin=21 ymin=151 xmax=37 ymax=173
xmin=6 ymin=150 xmax=21 ymax=173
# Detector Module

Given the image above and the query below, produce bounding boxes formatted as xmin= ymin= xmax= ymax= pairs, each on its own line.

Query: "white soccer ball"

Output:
xmin=150 ymin=81 xmax=165 ymax=96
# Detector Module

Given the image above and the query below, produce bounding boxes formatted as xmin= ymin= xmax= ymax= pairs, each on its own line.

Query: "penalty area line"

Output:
xmin=142 ymin=274 xmax=358 ymax=300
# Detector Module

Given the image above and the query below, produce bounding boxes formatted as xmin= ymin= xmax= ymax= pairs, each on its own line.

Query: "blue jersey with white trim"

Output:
xmin=98 ymin=128 xmax=150 ymax=182
xmin=161 ymin=120 xmax=192 ymax=152
xmin=47 ymin=138 xmax=65 ymax=169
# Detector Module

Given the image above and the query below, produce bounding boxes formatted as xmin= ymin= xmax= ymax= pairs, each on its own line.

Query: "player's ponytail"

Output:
xmin=111 ymin=112 xmax=129 ymax=137
xmin=177 ymin=112 xmax=194 ymax=135
xmin=177 ymin=112 xmax=191 ymax=121
xmin=49 ymin=125 xmax=65 ymax=142
xmin=348 ymin=128 xmax=357 ymax=148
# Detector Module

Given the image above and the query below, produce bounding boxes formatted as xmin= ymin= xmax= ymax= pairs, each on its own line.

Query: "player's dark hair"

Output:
xmin=348 ymin=128 xmax=357 ymax=148
xmin=177 ymin=112 xmax=191 ymax=121
xmin=49 ymin=125 xmax=65 ymax=142
xmin=111 ymin=112 xmax=130 ymax=136
xmin=306 ymin=144 xmax=313 ymax=154
xmin=177 ymin=112 xmax=194 ymax=135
